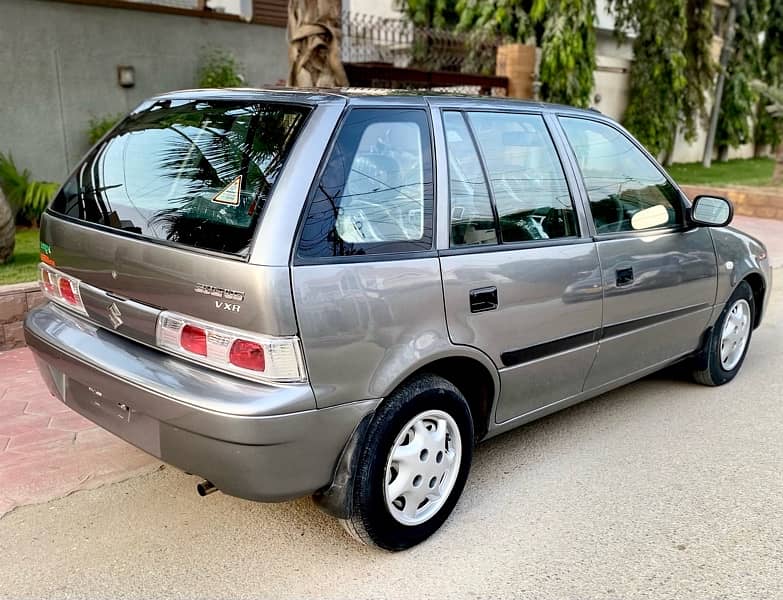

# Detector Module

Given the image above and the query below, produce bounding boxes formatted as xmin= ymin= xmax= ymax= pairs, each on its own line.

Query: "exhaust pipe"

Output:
xmin=197 ymin=480 xmax=217 ymax=496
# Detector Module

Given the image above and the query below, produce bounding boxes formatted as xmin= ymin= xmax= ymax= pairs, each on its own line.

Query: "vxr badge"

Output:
xmin=108 ymin=303 xmax=123 ymax=329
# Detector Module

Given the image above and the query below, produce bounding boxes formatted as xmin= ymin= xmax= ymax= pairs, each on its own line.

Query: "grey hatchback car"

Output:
xmin=26 ymin=89 xmax=771 ymax=550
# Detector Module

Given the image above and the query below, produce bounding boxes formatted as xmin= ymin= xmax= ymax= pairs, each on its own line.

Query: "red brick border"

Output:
xmin=0 ymin=282 xmax=43 ymax=351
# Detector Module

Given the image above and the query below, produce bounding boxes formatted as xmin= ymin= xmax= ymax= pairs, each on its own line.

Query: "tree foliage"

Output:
xmin=538 ymin=0 xmax=596 ymax=107
xmin=198 ymin=47 xmax=245 ymax=88
xmin=455 ymin=0 xmax=546 ymax=43
xmin=681 ymin=0 xmax=716 ymax=141
xmin=396 ymin=0 xmax=459 ymax=28
xmin=756 ymin=0 xmax=783 ymax=148
xmin=751 ymin=80 xmax=783 ymax=183
xmin=716 ymin=0 xmax=769 ymax=150
xmin=0 ymin=153 xmax=58 ymax=222
xmin=86 ymin=113 xmax=124 ymax=146
xmin=609 ymin=0 xmax=688 ymax=157
xmin=455 ymin=0 xmax=595 ymax=107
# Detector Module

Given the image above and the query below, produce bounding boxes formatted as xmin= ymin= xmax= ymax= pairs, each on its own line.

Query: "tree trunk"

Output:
xmin=287 ymin=0 xmax=348 ymax=88
xmin=0 ymin=187 xmax=15 ymax=265
xmin=717 ymin=144 xmax=729 ymax=162
xmin=773 ymin=143 xmax=783 ymax=186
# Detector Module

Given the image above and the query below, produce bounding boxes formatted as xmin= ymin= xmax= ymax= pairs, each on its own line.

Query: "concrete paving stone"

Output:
xmin=23 ymin=399 xmax=71 ymax=417
xmin=5 ymin=428 xmax=75 ymax=451
xmin=0 ymin=399 xmax=28 ymax=418
xmin=48 ymin=411 xmax=94 ymax=433
xmin=0 ymin=413 xmax=51 ymax=437
xmin=0 ymin=496 xmax=15 ymax=515
xmin=0 ymin=348 xmax=160 ymax=516
xmin=1 ymin=463 xmax=94 ymax=505
xmin=73 ymin=427 xmax=118 ymax=447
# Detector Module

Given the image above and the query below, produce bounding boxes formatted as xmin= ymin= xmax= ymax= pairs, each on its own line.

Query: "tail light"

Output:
xmin=156 ymin=311 xmax=306 ymax=383
xmin=39 ymin=264 xmax=87 ymax=315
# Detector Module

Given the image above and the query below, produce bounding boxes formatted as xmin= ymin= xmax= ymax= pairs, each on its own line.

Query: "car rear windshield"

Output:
xmin=50 ymin=99 xmax=309 ymax=257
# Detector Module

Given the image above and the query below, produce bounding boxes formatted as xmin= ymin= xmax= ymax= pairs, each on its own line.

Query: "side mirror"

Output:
xmin=690 ymin=195 xmax=733 ymax=227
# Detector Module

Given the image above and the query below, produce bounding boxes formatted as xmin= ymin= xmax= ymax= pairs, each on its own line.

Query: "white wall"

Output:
xmin=342 ymin=0 xmax=402 ymax=20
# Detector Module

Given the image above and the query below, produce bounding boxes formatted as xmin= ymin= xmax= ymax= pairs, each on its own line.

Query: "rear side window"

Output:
xmin=297 ymin=108 xmax=434 ymax=259
xmin=443 ymin=111 xmax=497 ymax=247
xmin=51 ymin=99 xmax=308 ymax=257
xmin=466 ymin=112 xmax=578 ymax=243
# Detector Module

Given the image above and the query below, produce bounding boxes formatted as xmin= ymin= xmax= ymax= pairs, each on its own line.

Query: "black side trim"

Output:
xmin=500 ymin=302 xmax=712 ymax=368
xmin=601 ymin=303 xmax=711 ymax=339
xmin=501 ymin=329 xmax=599 ymax=367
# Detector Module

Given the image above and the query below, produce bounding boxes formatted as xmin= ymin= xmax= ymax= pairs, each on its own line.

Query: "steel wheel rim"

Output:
xmin=383 ymin=409 xmax=462 ymax=527
xmin=720 ymin=298 xmax=751 ymax=371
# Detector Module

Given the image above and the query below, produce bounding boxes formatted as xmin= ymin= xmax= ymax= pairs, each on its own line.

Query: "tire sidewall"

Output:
xmin=706 ymin=282 xmax=755 ymax=385
xmin=353 ymin=378 xmax=473 ymax=551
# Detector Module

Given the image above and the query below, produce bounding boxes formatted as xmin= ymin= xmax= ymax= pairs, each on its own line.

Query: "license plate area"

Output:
xmin=66 ymin=378 xmax=162 ymax=457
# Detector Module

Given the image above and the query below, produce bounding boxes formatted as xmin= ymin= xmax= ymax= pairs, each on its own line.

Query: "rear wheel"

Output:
xmin=342 ymin=374 xmax=473 ymax=551
xmin=693 ymin=281 xmax=755 ymax=386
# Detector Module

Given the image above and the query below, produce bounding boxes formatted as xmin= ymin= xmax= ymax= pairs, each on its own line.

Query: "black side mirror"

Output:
xmin=690 ymin=195 xmax=733 ymax=227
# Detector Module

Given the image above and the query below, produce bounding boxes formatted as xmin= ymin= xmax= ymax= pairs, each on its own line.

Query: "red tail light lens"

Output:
xmin=39 ymin=264 xmax=87 ymax=316
xmin=58 ymin=277 xmax=77 ymax=305
xmin=180 ymin=325 xmax=207 ymax=356
xmin=229 ymin=339 xmax=266 ymax=372
xmin=156 ymin=311 xmax=306 ymax=383
xmin=40 ymin=269 xmax=56 ymax=295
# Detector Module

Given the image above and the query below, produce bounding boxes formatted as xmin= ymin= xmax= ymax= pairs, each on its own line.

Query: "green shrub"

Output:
xmin=198 ymin=47 xmax=245 ymax=88
xmin=87 ymin=113 xmax=123 ymax=145
xmin=0 ymin=153 xmax=58 ymax=222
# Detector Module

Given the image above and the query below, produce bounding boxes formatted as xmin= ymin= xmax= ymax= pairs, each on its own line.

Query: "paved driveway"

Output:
xmin=0 ymin=276 xmax=780 ymax=599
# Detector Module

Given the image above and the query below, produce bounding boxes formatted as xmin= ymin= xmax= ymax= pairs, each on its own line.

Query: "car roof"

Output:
xmin=148 ymin=87 xmax=606 ymax=119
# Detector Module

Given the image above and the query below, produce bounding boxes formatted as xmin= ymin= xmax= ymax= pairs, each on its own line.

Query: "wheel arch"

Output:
xmin=313 ymin=351 xmax=499 ymax=520
xmin=741 ymin=272 xmax=766 ymax=329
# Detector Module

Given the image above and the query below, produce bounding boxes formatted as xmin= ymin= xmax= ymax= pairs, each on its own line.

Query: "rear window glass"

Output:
xmin=51 ymin=99 xmax=309 ymax=257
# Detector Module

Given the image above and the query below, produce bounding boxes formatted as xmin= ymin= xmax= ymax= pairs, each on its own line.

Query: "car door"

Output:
xmin=292 ymin=105 xmax=449 ymax=409
xmin=435 ymin=107 xmax=603 ymax=424
xmin=557 ymin=116 xmax=718 ymax=391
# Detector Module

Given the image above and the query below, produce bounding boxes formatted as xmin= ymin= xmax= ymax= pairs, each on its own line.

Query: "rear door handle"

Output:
xmin=616 ymin=267 xmax=634 ymax=287
xmin=469 ymin=286 xmax=498 ymax=313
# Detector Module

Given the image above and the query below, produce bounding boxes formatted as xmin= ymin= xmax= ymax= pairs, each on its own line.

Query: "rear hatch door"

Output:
xmin=41 ymin=95 xmax=312 ymax=340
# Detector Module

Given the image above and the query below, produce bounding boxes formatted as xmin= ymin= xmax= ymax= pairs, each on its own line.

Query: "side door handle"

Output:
xmin=469 ymin=286 xmax=498 ymax=313
xmin=616 ymin=267 xmax=634 ymax=287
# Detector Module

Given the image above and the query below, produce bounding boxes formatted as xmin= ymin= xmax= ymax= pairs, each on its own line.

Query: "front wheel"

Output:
xmin=342 ymin=374 xmax=473 ymax=551
xmin=693 ymin=281 xmax=755 ymax=386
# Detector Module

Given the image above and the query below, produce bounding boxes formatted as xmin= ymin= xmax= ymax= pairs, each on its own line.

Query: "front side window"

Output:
xmin=466 ymin=112 xmax=578 ymax=243
xmin=559 ymin=117 xmax=683 ymax=234
xmin=51 ymin=99 xmax=308 ymax=257
xmin=297 ymin=108 xmax=434 ymax=259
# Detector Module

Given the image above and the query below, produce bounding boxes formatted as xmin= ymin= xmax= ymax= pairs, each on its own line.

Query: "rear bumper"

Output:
xmin=24 ymin=303 xmax=378 ymax=502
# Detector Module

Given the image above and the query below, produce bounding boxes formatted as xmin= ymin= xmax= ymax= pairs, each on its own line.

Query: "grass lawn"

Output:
xmin=0 ymin=228 xmax=39 ymax=285
xmin=667 ymin=157 xmax=777 ymax=187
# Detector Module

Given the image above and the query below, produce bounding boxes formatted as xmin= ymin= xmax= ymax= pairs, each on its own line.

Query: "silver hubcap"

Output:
xmin=383 ymin=410 xmax=462 ymax=526
xmin=720 ymin=298 xmax=751 ymax=371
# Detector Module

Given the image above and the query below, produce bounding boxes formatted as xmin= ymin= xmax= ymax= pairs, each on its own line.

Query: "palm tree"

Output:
xmin=0 ymin=187 xmax=14 ymax=264
xmin=287 ymin=0 xmax=348 ymax=87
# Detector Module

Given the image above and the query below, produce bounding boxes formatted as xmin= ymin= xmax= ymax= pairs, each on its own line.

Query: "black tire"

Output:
xmin=692 ymin=281 xmax=755 ymax=386
xmin=342 ymin=373 xmax=473 ymax=551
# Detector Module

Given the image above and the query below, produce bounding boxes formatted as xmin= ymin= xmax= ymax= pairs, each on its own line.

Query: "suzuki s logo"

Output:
xmin=107 ymin=303 xmax=123 ymax=329
xmin=216 ymin=301 xmax=240 ymax=313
